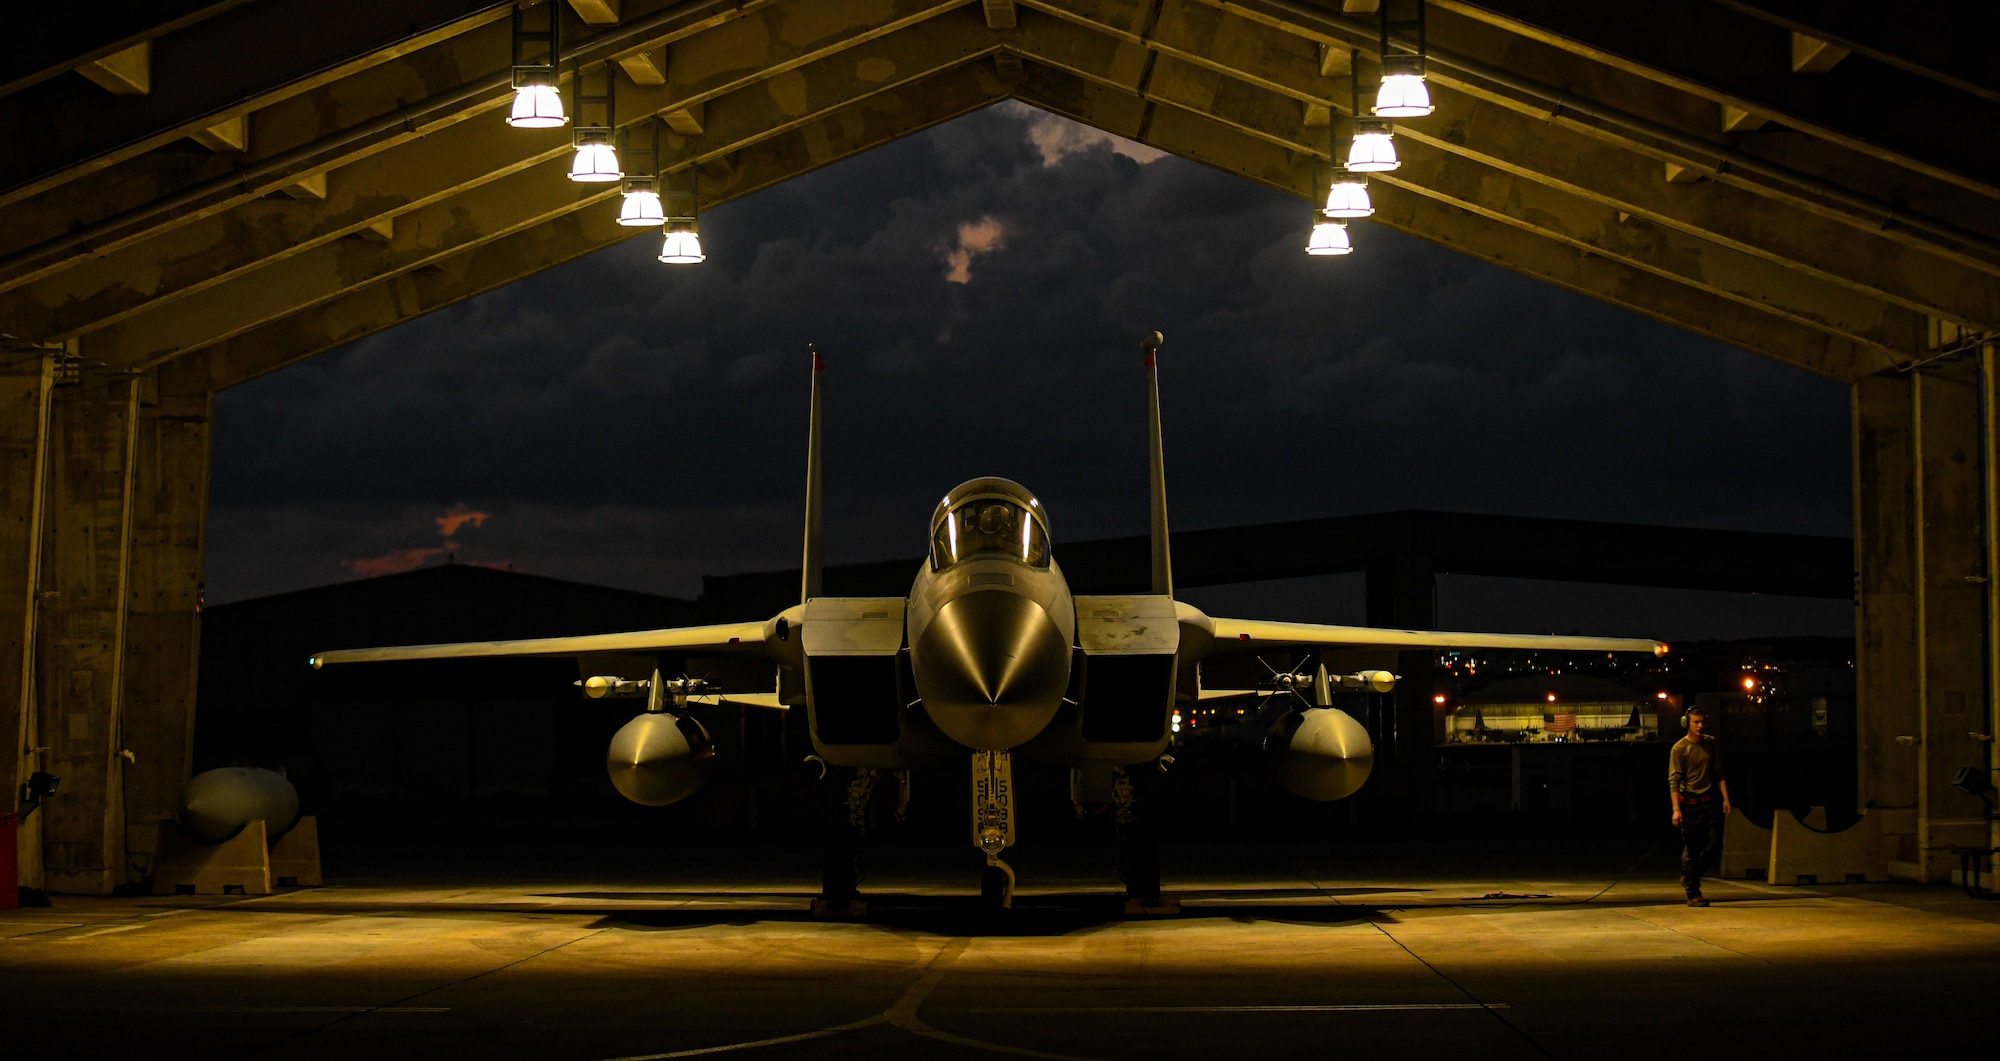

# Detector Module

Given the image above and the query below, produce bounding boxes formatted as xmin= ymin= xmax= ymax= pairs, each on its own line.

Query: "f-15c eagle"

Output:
xmin=311 ymin=333 xmax=1664 ymax=913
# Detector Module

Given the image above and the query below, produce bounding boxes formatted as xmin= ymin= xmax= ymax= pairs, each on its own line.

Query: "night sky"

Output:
xmin=207 ymin=103 xmax=1854 ymax=640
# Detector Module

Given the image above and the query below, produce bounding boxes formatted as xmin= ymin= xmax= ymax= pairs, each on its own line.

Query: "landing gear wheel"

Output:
xmin=980 ymin=865 xmax=1011 ymax=920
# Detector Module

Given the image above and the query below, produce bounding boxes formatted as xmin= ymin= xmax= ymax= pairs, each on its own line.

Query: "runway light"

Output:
xmin=1433 ymin=694 xmax=1446 ymax=704
xmin=617 ymin=187 xmax=665 ymax=227
xmin=1323 ymin=170 xmax=1374 ymax=217
xmin=1373 ymin=56 xmax=1433 ymax=118
xmin=1346 ymin=120 xmax=1400 ymax=172
xmin=569 ymin=131 xmax=621 ymax=182
xmin=1306 ymin=219 xmax=1353 ymax=256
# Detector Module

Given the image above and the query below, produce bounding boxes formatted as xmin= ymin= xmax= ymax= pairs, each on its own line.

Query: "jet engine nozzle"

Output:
xmin=177 ymin=767 xmax=301 ymax=843
xmin=1265 ymin=707 xmax=1374 ymax=801
xmin=606 ymin=712 xmax=714 ymax=806
xmin=913 ymin=589 xmax=1071 ymax=749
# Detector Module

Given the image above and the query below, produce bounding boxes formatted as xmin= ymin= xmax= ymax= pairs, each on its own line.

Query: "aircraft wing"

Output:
xmin=1204 ymin=617 xmax=1666 ymax=657
xmin=308 ymin=620 xmax=775 ymax=669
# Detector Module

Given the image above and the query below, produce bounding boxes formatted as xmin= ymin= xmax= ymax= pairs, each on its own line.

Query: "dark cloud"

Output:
xmin=208 ymin=103 xmax=1851 ymax=636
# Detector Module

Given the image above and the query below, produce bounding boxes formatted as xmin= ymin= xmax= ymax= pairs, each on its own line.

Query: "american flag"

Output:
xmin=1546 ymin=712 xmax=1578 ymax=733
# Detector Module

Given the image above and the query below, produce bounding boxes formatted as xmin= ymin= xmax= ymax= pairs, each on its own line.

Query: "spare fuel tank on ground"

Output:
xmin=177 ymin=767 xmax=301 ymax=843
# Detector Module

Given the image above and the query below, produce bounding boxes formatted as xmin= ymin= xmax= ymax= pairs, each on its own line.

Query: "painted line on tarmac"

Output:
xmin=973 ymin=1004 xmax=1509 ymax=1014
xmin=599 ymin=937 xmax=1109 ymax=1061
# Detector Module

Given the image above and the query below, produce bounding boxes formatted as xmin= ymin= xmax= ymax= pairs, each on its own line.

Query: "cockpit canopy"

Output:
xmin=930 ymin=477 xmax=1051 ymax=570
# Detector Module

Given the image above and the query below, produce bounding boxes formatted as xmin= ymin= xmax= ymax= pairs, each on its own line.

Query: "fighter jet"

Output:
xmin=311 ymin=333 xmax=1664 ymax=913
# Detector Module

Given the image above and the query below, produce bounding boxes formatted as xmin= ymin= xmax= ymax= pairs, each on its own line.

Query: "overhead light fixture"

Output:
xmin=618 ymin=186 xmax=664 ymax=226
xmin=1373 ymin=55 xmax=1432 ymax=118
xmin=1306 ymin=218 xmax=1352 ymax=256
xmin=567 ymin=62 xmax=621 ymax=182
xmin=569 ymin=129 xmax=621 ymax=182
xmin=1373 ymin=1 xmax=1433 ymax=118
xmin=507 ymin=4 xmax=567 ymax=129
xmin=658 ymin=164 xmax=705 ymax=264
xmin=616 ymin=118 xmax=662 ymax=224
xmin=1324 ymin=169 xmax=1373 ymax=217
xmin=659 ymin=220 xmax=705 ymax=264
xmin=1346 ymin=119 xmax=1399 ymax=172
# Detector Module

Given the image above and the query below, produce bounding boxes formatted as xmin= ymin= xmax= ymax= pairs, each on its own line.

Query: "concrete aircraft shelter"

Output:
xmin=0 ymin=0 xmax=1994 ymax=895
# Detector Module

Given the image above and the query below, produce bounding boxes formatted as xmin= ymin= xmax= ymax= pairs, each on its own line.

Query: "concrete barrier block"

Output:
xmin=1720 ymin=812 xmax=1774 ymax=880
xmin=1768 ymin=808 xmax=1886 ymax=885
xmin=152 ymin=819 xmax=271 ymax=895
xmin=270 ymin=816 xmax=322 ymax=887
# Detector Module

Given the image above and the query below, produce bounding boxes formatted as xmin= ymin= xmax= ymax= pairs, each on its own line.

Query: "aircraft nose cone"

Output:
xmin=914 ymin=589 xmax=1070 ymax=749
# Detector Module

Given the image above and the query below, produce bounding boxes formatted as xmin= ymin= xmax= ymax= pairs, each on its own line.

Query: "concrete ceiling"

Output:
xmin=3 ymin=0 xmax=1994 ymax=390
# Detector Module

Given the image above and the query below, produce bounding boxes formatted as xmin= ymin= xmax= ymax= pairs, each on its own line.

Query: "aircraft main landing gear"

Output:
xmin=972 ymin=750 xmax=1016 ymax=919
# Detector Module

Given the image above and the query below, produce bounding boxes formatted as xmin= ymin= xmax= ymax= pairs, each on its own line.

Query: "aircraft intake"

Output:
xmin=177 ymin=767 xmax=301 ymax=843
xmin=1265 ymin=707 xmax=1375 ymax=801
xmin=913 ymin=589 xmax=1071 ymax=750
xmin=606 ymin=712 xmax=714 ymax=806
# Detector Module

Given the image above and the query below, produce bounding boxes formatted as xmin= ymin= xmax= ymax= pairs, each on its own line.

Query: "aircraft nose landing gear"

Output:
xmin=972 ymin=750 xmax=1016 ymax=919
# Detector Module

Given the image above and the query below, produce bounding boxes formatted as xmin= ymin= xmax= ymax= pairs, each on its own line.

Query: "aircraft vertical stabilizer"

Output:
xmin=1143 ymin=331 xmax=1173 ymax=597
xmin=801 ymin=344 xmax=825 ymax=603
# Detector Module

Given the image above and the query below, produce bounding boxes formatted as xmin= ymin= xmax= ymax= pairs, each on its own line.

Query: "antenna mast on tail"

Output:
xmin=801 ymin=344 xmax=825 ymax=603
xmin=1144 ymin=330 xmax=1173 ymax=597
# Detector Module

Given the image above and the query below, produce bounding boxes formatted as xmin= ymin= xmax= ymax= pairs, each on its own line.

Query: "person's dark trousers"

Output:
xmin=1679 ymin=795 xmax=1723 ymax=895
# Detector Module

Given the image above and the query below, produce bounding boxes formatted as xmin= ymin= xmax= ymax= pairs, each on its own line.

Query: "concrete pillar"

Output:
xmin=1985 ymin=344 xmax=2000 ymax=856
xmin=1910 ymin=359 xmax=1991 ymax=880
xmin=1 ymin=352 xmax=54 ymax=890
xmin=1854 ymin=373 xmax=1920 ymax=869
xmin=1366 ymin=553 xmax=1437 ymax=818
xmin=1855 ymin=358 xmax=1997 ymax=882
xmin=118 ymin=361 xmax=212 ymax=883
xmin=36 ymin=376 xmax=140 ymax=895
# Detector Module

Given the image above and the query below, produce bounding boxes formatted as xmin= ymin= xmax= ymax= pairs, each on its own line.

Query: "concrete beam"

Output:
xmin=1854 ymin=373 xmax=1918 ymax=866
xmin=1 ymin=0 xmax=514 ymax=207
xmin=117 ymin=362 xmax=212 ymax=883
xmin=0 ymin=0 xmax=790 ymax=289
xmin=1399 ymin=83 xmax=2000 ymax=325
xmin=1013 ymin=60 xmax=1899 ymax=380
xmin=0 ymin=353 xmax=53 ymax=847
xmin=1707 ymin=0 xmax=2000 ymax=103
xmin=1400 ymin=85 xmax=2000 ymax=322
xmin=8 ymin=1 xmax=250 ymax=100
xmin=187 ymin=115 xmax=248 ymax=153
xmin=1788 ymin=32 xmax=1848 ymax=74
xmin=1204 ymin=0 xmax=2000 ymax=271
xmin=985 ymin=0 xmax=1020 ymax=30
xmin=75 ymin=42 xmax=152 ymax=96
xmin=1428 ymin=1 xmax=1993 ymax=197
xmin=2 ymin=113 xmax=576 ymax=342
xmin=75 ymin=156 xmax=607 ymax=369
xmin=186 ymin=62 xmax=1012 ymax=391
xmin=1016 ymin=11 xmax=2000 ymax=328
xmin=1379 ymin=137 xmax=1925 ymax=363
xmin=35 ymin=377 xmax=140 ymax=895
xmin=568 ymin=0 xmax=624 ymax=25
xmin=61 ymin=28 xmax=1001 ymax=367
xmin=617 ymin=0 xmax=971 ymax=118
xmin=661 ymin=6 xmax=1001 ymax=168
